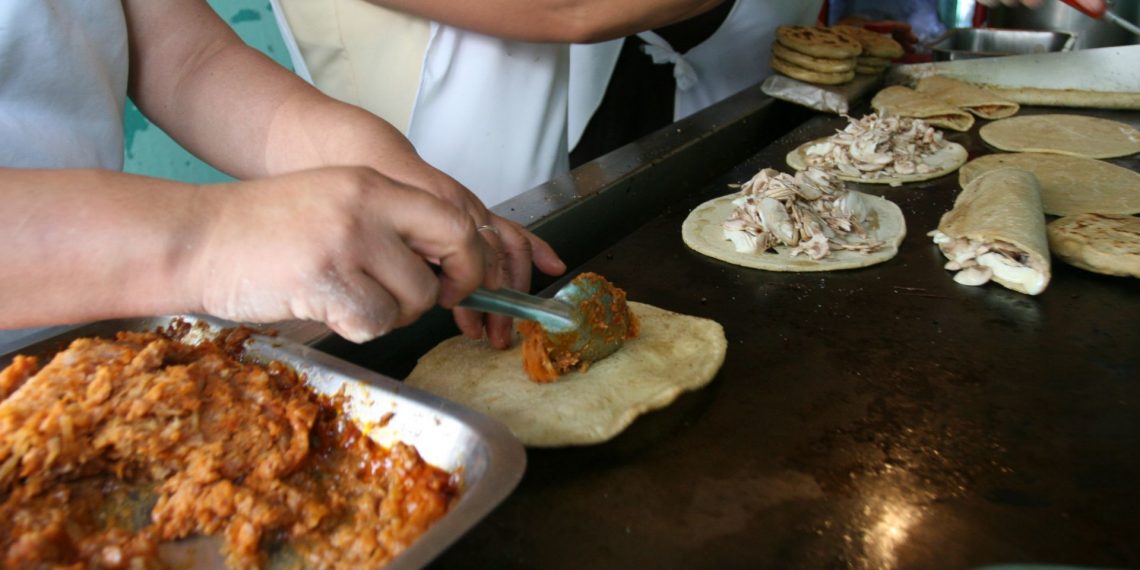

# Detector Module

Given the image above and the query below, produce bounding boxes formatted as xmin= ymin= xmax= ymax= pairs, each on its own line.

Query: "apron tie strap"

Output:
xmin=636 ymin=31 xmax=699 ymax=91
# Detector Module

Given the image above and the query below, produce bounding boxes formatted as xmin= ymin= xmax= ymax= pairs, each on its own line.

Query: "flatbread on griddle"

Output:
xmin=405 ymin=302 xmax=727 ymax=447
xmin=771 ymin=42 xmax=855 ymax=73
xmin=959 ymin=153 xmax=1140 ymax=216
xmin=776 ymin=26 xmax=862 ymax=59
xmin=871 ymin=86 xmax=975 ymax=132
xmin=1047 ymin=213 xmax=1140 ymax=278
xmin=937 ymin=168 xmax=1051 ymax=294
xmin=915 ymin=76 xmax=1018 ymax=120
xmin=681 ymin=191 xmax=906 ymax=272
xmin=979 ymin=114 xmax=1140 ymax=159
xmin=770 ymin=56 xmax=855 ymax=85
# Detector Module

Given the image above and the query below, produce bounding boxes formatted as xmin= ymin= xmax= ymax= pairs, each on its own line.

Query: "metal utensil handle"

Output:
xmin=1104 ymin=10 xmax=1140 ymax=36
xmin=1060 ymin=0 xmax=1106 ymax=18
xmin=459 ymin=288 xmax=577 ymax=332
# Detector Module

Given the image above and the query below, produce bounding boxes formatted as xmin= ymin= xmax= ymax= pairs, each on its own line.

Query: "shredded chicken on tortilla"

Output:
xmin=722 ymin=167 xmax=883 ymax=260
xmin=803 ymin=113 xmax=949 ymax=181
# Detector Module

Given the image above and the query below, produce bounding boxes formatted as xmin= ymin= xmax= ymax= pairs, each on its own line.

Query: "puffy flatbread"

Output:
xmin=770 ymin=56 xmax=855 ymax=85
xmin=681 ymin=192 xmax=906 ymax=272
xmin=405 ymin=302 xmax=727 ymax=447
xmin=1047 ymin=213 xmax=1140 ymax=278
xmin=915 ymin=76 xmax=1018 ymax=119
xmin=787 ymin=139 xmax=967 ymax=185
xmin=871 ymin=86 xmax=975 ymax=132
xmin=959 ymin=153 xmax=1140 ymax=216
xmin=936 ymin=168 xmax=1051 ymax=295
xmin=776 ymin=26 xmax=862 ymax=59
xmin=979 ymin=114 xmax=1140 ymax=159
xmin=831 ymin=25 xmax=904 ymax=58
xmin=771 ymin=42 xmax=854 ymax=73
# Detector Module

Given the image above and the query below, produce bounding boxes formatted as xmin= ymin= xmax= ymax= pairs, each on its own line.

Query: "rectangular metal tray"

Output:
xmin=0 ymin=316 xmax=526 ymax=569
xmin=929 ymin=27 xmax=1076 ymax=61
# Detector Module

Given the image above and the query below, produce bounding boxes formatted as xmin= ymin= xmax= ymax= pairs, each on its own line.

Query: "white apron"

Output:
xmin=273 ymin=0 xmax=570 ymax=208
xmin=568 ymin=0 xmax=823 ymax=149
xmin=0 ymin=0 xmax=129 ymax=348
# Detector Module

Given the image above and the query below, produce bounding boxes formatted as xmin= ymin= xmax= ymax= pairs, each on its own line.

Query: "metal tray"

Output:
xmin=929 ymin=27 xmax=1076 ymax=61
xmin=0 ymin=316 xmax=526 ymax=569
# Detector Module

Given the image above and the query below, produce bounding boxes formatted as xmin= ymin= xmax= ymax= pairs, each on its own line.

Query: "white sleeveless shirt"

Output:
xmin=274 ymin=0 xmax=570 ymax=208
xmin=0 ymin=0 xmax=128 ymax=350
xmin=0 ymin=0 xmax=128 ymax=170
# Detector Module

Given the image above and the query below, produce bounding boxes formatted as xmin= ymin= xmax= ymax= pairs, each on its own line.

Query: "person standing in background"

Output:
xmin=271 ymin=0 xmax=727 ymax=209
xmin=568 ymin=0 xmax=824 ymax=166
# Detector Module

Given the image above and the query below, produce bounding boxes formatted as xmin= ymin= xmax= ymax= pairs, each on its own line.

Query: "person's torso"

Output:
xmin=274 ymin=0 xmax=571 ymax=208
xmin=0 ymin=0 xmax=128 ymax=170
xmin=674 ymin=0 xmax=824 ymax=119
xmin=408 ymin=25 xmax=570 ymax=208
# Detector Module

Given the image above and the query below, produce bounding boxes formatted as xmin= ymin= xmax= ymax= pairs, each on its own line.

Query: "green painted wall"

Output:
xmin=123 ymin=0 xmax=295 ymax=184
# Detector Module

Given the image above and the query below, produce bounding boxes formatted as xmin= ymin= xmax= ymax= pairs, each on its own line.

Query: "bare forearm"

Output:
xmin=126 ymin=0 xmax=405 ymax=180
xmin=0 ymin=169 xmax=203 ymax=328
xmin=366 ymin=0 xmax=724 ymax=43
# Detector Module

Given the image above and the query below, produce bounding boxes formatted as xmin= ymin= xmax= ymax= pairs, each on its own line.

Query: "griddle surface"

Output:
xmin=431 ymin=109 xmax=1140 ymax=569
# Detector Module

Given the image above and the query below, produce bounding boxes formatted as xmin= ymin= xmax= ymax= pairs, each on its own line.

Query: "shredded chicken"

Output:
xmin=803 ymin=113 xmax=949 ymax=182
xmin=722 ymin=167 xmax=884 ymax=260
xmin=928 ymin=230 xmax=1048 ymax=294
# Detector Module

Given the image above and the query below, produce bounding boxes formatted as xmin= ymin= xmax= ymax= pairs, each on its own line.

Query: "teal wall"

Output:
xmin=123 ymin=0 xmax=295 ymax=184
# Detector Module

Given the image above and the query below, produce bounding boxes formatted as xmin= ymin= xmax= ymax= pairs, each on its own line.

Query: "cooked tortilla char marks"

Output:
xmin=722 ymin=167 xmax=883 ymax=261
xmin=928 ymin=230 xmax=1048 ymax=294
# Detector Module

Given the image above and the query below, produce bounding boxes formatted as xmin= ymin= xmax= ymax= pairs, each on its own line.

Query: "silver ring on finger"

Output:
xmin=476 ymin=224 xmax=500 ymax=236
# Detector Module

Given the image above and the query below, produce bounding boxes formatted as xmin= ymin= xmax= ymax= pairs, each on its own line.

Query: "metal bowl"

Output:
xmin=929 ymin=28 xmax=1076 ymax=61
xmin=987 ymin=0 xmax=1140 ymax=49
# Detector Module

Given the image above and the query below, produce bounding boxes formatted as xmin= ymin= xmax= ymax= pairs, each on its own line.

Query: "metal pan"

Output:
xmin=0 ymin=315 xmax=526 ymax=569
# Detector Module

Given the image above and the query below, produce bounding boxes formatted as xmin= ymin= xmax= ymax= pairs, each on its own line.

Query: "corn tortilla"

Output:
xmin=405 ymin=303 xmax=727 ymax=447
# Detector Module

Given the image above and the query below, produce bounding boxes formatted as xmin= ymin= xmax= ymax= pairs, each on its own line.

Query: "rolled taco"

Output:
xmin=929 ymin=168 xmax=1051 ymax=295
xmin=871 ymin=85 xmax=974 ymax=132
xmin=915 ymin=76 xmax=1019 ymax=120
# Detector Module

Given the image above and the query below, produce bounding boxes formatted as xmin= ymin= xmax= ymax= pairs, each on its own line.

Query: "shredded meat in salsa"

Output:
xmin=0 ymin=327 xmax=458 ymax=568
xmin=519 ymin=273 xmax=639 ymax=383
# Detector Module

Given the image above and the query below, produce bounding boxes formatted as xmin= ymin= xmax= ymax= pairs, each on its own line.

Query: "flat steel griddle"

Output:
xmin=404 ymin=107 xmax=1139 ymax=569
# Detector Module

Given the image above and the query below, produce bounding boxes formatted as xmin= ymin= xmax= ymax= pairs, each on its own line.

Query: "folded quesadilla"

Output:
xmin=915 ymin=76 xmax=1019 ymax=120
xmin=929 ymin=168 xmax=1051 ymax=295
xmin=872 ymin=85 xmax=975 ymax=132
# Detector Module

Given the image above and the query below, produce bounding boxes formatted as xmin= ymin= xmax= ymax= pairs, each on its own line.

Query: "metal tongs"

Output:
xmin=1061 ymin=0 xmax=1140 ymax=36
xmin=458 ymin=274 xmax=630 ymax=363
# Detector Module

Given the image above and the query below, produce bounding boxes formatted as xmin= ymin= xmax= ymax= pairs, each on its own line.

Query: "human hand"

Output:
xmin=456 ymin=214 xmax=566 ymax=349
xmin=187 ymin=166 xmax=489 ymax=343
xmin=380 ymin=164 xmax=567 ymax=349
